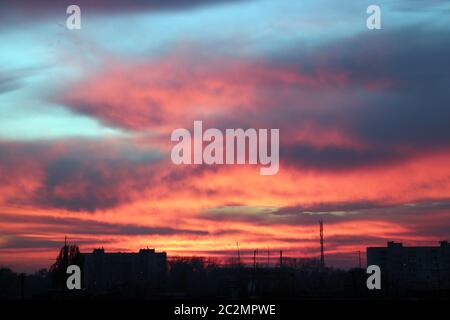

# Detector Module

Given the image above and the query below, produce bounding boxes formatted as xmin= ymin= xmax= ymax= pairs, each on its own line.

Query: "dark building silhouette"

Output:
xmin=367 ymin=241 xmax=450 ymax=291
xmin=82 ymin=248 xmax=166 ymax=292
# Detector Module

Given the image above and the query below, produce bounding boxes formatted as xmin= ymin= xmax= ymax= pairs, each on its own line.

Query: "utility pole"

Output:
xmin=279 ymin=250 xmax=283 ymax=268
xmin=319 ymin=220 xmax=325 ymax=270
xmin=358 ymin=250 xmax=362 ymax=269
xmin=236 ymin=242 xmax=241 ymax=266
xmin=20 ymin=273 xmax=25 ymax=300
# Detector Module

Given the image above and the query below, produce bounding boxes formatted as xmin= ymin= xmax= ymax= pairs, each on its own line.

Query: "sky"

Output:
xmin=1 ymin=0 xmax=450 ymax=272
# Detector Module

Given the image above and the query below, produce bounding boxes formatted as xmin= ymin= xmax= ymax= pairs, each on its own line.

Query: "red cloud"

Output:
xmin=61 ymin=53 xmax=349 ymax=131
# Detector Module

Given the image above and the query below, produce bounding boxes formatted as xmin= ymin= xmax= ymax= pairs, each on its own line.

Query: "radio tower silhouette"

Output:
xmin=319 ymin=220 xmax=325 ymax=270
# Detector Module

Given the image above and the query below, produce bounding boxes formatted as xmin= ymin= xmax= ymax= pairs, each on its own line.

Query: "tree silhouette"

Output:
xmin=49 ymin=241 xmax=83 ymax=289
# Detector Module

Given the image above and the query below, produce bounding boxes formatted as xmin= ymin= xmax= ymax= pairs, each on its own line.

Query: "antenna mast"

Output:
xmin=319 ymin=220 xmax=325 ymax=270
xmin=236 ymin=242 xmax=241 ymax=266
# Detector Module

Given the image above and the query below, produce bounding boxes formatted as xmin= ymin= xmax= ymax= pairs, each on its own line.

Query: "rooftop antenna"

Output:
xmin=319 ymin=220 xmax=325 ymax=270
xmin=279 ymin=250 xmax=283 ymax=267
xmin=236 ymin=242 xmax=241 ymax=266
xmin=358 ymin=250 xmax=362 ymax=269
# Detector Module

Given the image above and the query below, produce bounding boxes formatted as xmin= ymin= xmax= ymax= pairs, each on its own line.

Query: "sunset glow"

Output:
xmin=1 ymin=0 xmax=450 ymax=272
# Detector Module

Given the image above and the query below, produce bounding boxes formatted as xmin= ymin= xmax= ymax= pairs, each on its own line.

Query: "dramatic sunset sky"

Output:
xmin=1 ymin=0 xmax=450 ymax=272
